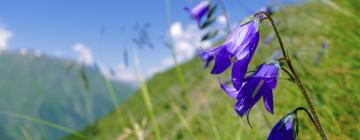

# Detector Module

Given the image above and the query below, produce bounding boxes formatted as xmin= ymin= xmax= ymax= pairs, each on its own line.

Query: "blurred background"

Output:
xmin=0 ymin=0 xmax=358 ymax=140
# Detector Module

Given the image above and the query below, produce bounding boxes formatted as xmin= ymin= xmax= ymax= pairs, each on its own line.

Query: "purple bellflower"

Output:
xmin=207 ymin=16 xmax=261 ymax=90
xmin=220 ymin=62 xmax=279 ymax=117
xmin=185 ymin=1 xmax=210 ymax=25
xmin=267 ymin=112 xmax=298 ymax=140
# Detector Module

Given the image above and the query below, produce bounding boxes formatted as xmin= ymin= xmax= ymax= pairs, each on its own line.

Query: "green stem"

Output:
xmin=257 ymin=12 xmax=328 ymax=140
xmin=133 ymin=50 xmax=162 ymax=140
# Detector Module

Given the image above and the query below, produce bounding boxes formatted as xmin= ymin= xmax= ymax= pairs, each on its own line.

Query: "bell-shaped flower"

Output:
xmin=220 ymin=62 xmax=279 ymax=117
xmin=185 ymin=1 xmax=210 ymax=24
xmin=267 ymin=112 xmax=298 ymax=140
xmin=208 ymin=16 xmax=260 ymax=90
xmin=234 ymin=62 xmax=279 ymax=117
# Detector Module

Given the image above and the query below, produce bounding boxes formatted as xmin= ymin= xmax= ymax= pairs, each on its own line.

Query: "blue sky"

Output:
xmin=0 ymin=0 xmax=287 ymax=84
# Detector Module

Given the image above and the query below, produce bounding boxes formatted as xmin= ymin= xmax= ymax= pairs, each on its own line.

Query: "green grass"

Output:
xmin=64 ymin=1 xmax=359 ymax=139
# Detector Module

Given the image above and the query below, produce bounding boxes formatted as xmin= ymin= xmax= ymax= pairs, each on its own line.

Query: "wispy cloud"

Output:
xmin=72 ymin=43 xmax=93 ymax=65
xmin=146 ymin=21 xmax=211 ymax=76
xmin=100 ymin=63 xmax=139 ymax=87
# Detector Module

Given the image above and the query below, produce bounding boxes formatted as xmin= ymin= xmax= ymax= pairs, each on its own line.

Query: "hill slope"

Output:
xmin=65 ymin=1 xmax=359 ymax=139
xmin=0 ymin=52 xmax=134 ymax=140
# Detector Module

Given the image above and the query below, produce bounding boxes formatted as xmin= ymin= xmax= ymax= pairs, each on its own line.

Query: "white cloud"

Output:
xmin=169 ymin=22 xmax=201 ymax=62
xmin=217 ymin=15 xmax=227 ymax=26
xmin=0 ymin=25 xmax=13 ymax=51
xmin=115 ymin=64 xmax=138 ymax=83
xmin=100 ymin=63 xmax=139 ymax=87
xmin=72 ymin=43 xmax=93 ymax=65
xmin=170 ymin=22 xmax=183 ymax=39
xmin=145 ymin=21 xmax=212 ymax=77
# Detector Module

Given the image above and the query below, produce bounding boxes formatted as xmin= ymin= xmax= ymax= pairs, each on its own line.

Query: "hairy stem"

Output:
xmin=257 ymin=12 xmax=328 ymax=140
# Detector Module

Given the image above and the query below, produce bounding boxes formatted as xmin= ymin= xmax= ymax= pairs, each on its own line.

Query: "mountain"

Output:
xmin=0 ymin=51 xmax=134 ymax=140
xmin=68 ymin=1 xmax=359 ymax=139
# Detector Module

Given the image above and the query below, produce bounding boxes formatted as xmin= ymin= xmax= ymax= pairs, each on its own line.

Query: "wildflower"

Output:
xmin=220 ymin=62 xmax=279 ymax=117
xmin=267 ymin=112 xmax=298 ymax=140
xmin=185 ymin=1 xmax=210 ymax=24
xmin=210 ymin=17 xmax=260 ymax=90
xmin=234 ymin=62 xmax=279 ymax=116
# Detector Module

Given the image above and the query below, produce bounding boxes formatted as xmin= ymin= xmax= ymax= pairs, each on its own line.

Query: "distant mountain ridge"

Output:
xmin=0 ymin=51 xmax=134 ymax=140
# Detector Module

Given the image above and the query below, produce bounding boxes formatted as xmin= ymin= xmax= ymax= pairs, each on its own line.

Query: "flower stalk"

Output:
xmin=256 ymin=11 xmax=328 ymax=140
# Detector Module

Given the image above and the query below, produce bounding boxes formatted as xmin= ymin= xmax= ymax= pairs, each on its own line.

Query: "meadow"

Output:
xmin=64 ymin=0 xmax=360 ymax=140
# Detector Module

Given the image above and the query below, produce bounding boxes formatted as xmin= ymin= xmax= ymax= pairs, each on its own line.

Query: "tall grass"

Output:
xmin=133 ymin=50 xmax=162 ymax=140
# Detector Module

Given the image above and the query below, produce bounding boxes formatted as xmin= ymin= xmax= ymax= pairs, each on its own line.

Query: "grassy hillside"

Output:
xmin=65 ymin=1 xmax=359 ymax=139
xmin=0 ymin=52 xmax=134 ymax=140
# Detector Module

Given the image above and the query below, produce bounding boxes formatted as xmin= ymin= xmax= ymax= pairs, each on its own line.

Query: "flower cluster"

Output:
xmin=186 ymin=1 xmax=324 ymax=140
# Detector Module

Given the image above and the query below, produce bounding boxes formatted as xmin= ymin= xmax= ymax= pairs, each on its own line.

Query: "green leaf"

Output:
xmin=207 ymin=4 xmax=217 ymax=19
xmin=200 ymin=18 xmax=215 ymax=29
xmin=201 ymin=30 xmax=218 ymax=41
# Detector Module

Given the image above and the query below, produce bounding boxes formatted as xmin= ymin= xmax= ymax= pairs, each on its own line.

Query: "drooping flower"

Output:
xmin=185 ymin=1 xmax=210 ymax=25
xmin=267 ymin=112 xmax=298 ymax=140
xmin=220 ymin=62 xmax=279 ymax=117
xmin=207 ymin=16 xmax=260 ymax=90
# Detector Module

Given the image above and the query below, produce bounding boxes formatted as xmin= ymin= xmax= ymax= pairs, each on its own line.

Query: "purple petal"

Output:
xmin=231 ymin=57 xmax=250 ymax=90
xmin=234 ymin=78 xmax=265 ymax=117
xmin=253 ymin=63 xmax=279 ymax=89
xmin=198 ymin=47 xmax=222 ymax=68
xmin=267 ymin=114 xmax=296 ymax=140
xmin=185 ymin=1 xmax=210 ymax=24
xmin=224 ymin=21 xmax=260 ymax=60
xmin=210 ymin=47 xmax=232 ymax=74
xmin=263 ymin=89 xmax=274 ymax=114
xmin=219 ymin=78 xmax=239 ymax=99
